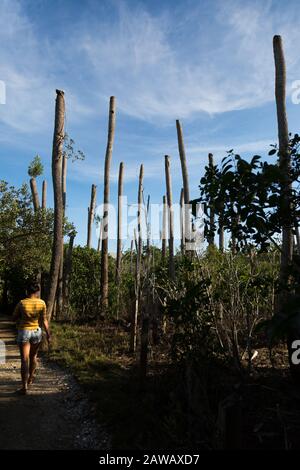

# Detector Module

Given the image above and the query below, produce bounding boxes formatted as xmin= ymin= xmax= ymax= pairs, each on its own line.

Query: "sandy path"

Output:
xmin=0 ymin=316 xmax=109 ymax=450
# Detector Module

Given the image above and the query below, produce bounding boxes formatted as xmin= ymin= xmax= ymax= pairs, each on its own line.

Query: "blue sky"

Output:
xmin=1 ymin=0 xmax=300 ymax=249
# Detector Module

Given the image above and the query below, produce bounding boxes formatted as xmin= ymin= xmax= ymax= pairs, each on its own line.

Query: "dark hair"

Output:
xmin=27 ymin=283 xmax=40 ymax=295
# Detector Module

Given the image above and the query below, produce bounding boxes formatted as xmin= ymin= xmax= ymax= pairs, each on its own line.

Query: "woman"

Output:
xmin=12 ymin=283 xmax=51 ymax=395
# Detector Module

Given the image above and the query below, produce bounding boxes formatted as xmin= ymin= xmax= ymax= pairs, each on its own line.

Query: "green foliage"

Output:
xmin=68 ymin=246 xmax=101 ymax=319
xmin=28 ymin=155 xmax=44 ymax=178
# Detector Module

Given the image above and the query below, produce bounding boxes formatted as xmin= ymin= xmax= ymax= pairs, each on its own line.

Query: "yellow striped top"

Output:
xmin=13 ymin=298 xmax=47 ymax=330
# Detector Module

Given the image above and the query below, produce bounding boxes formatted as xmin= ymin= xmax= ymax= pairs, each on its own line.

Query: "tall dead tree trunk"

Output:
xmin=180 ymin=188 xmax=185 ymax=255
xmin=162 ymin=195 xmax=167 ymax=260
xmin=46 ymin=89 xmax=65 ymax=321
xmin=56 ymin=154 xmax=67 ymax=319
xmin=219 ymin=202 xmax=225 ymax=252
xmin=116 ymin=162 xmax=124 ymax=283
xmin=176 ymin=120 xmax=192 ymax=252
xmin=42 ymin=180 xmax=47 ymax=209
xmin=30 ymin=177 xmax=40 ymax=212
xmin=130 ymin=166 xmax=143 ymax=353
xmin=87 ymin=184 xmax=97 ymax=248
xmin=273 ymin=35 xmax=293 ymax=296
xmin=100 ymin=96 xmax=116 ymax=311
xmin=165 ymin=156 xmax=175 ymax=279
xmin=208 ymin=153 xmax=215 ymax=247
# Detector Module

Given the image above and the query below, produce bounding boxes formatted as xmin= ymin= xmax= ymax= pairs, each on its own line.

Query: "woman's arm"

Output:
xmin=42 ymin=318 xmax=51 ymax=343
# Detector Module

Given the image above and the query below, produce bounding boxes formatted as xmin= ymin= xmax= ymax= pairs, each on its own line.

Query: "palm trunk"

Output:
xmin=165 ymin=155 xmax=175 ymax=279
xmin=208 ymin=153 xmax=215 ymax=247
xmin=42 ymin=180 xmax=47 ymax=209
xmin=56 ymin=154 xmax=67 ymax=319
xmin=30 ymin=177 xmax=40 ymax=212
xmin=116 ymin=162 xmax=124 ymax=283
xmin=46 ymin=89 xmax=65 ymax=321
xmin=273 ymin=35 xmax=293 ymax=297
xmin=176 ymin=120 xmax=192 ymax=252
xmin=87 ymin=184 xmax=97 ymax=248
xmin=162 ymin=195 xmax=167 ymax=260
xmin=100 ymin=96 xmax=116 ymax=311
xmin=180 ymin=188 xmax=185 ymax=254
xmin=219 ymin=202 xmax=225 ymax=252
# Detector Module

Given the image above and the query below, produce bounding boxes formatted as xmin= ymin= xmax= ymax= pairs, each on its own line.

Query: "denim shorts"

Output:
xmin=17 ymin=328 xmax=42 ymax=345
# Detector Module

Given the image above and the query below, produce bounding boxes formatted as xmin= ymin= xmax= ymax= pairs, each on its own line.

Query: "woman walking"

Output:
xmin=13 ymin=283 xmax=51 ymax=395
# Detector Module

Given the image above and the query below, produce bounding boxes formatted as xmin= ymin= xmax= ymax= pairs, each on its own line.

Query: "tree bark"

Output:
xmin=165 ymin=156 xmax=175 ymax=279
xmin=219 ymin=202 xmax=225 ymax=252
xmin=46 ymin=89 xmax=65 ymax=321
xmin=116 ymin=162 xmax=124 ymax=283
xmin=42 ymin=180 xmax=47 ymax=209
xmin=87 ymin=184 xmax=97 ymax=248
xmin=30 ymin=177 xmax=40 ymax=212
xmin=176 ymin=120 xmax=192 ymax=252
xmin=273 ymin=35 xmax=293 ymax=302
xmin=208 ymin=153 xmax=215 ymax=247
xmin=162 ymin=195 xmax=167 ymax=260
xmin=180 ymin=188 xmax=185 ymax=255
xmin=100 ymin=96 xmax=116 ymax=311
xmin=56 ymin=153 xmax=67 ymax=319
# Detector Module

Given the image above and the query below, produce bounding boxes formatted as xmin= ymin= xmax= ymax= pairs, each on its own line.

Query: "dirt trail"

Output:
xmin=0 ymin=315 xmax=109 ymax=450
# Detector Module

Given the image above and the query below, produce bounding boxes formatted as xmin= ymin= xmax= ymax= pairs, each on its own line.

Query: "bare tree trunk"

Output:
xmin=42 ymin=180 xmax=47 ymax=209
xmin=146 ymin=194 xmax=151 ymax=255
xmin=180 ymin=188 xmax=185 ymax=255
xmin=100 ymin=96 xmax=116 ymax=311
xmin=30 ymin=177 xmax=40 ymax=212
xmin=46 ymin=89 xmax=65 ymax=321
xmin=130 ymin=239 xmax=134 ymax=274
xmin=56 ymin=154 xmax=67 ymax=319
xmin=165 ymin=155 xmax=175 ymax=279
xmin=130 ymin=227 xmax=140 ymax=353
xmin=97 ymin=218 xmax=103 ymax=253
xmin=62 ymin=155 xmax=67 ymax=210
xmin=219 ymin=203 xmax=225 ymax=252
xmin=162 ymin=195 xmax=167 ymax=260
xmin=137 ymin=164 xmax=144 ymax=265
xmin=208 ymin=153 xmax=215 ymax=247
xmin=116 ymin=162 xmax=124 ymax=283
xmin=273 ymin=35 xmax=293 ymax=297
xmin=87 ymin=184 xmax=97 ymax=248
xmin=176 ymin=120 xmax=192 ymax=252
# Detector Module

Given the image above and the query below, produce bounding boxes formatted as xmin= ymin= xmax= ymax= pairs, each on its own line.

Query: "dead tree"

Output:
xmin=273 ymin=35 xmax=293 ymax=298
xmin=180 ymin=188 xmax=185 ymax=254
xmin=42 ymin=180 xmax=47 ymax=209
xmin=176 ymin=120 xmax=192 ymax=252
xmin=56 ymin=154 xmax=67 ymax=319
xmin=130 ymin=166 xmax=144 ymax=353
xmin=165 ymin=156 xmax=175 ymax=279
xmin=208 ymin=153 xmax=215 ymax=247
xmin=162 ymin=195 xmax=167 ymax=259
xmin=100 ymin=96 xmax=116 ymax=311
xmin=46 ymin=90 xmax=65 ymax=321
xmin=30 ymin=178 xmax=40 ymax=212
xmin=116 ymin=162 xmax=124 ymax=283
xmin=87 ymin=184 xmax=97 ymax=248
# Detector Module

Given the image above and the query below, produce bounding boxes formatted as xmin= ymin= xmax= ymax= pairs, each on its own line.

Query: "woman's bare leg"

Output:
xmin=28 ymin=342 xmax=40 ymax=385
xmin=19 ymin=342 xmax=30 ymax=392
